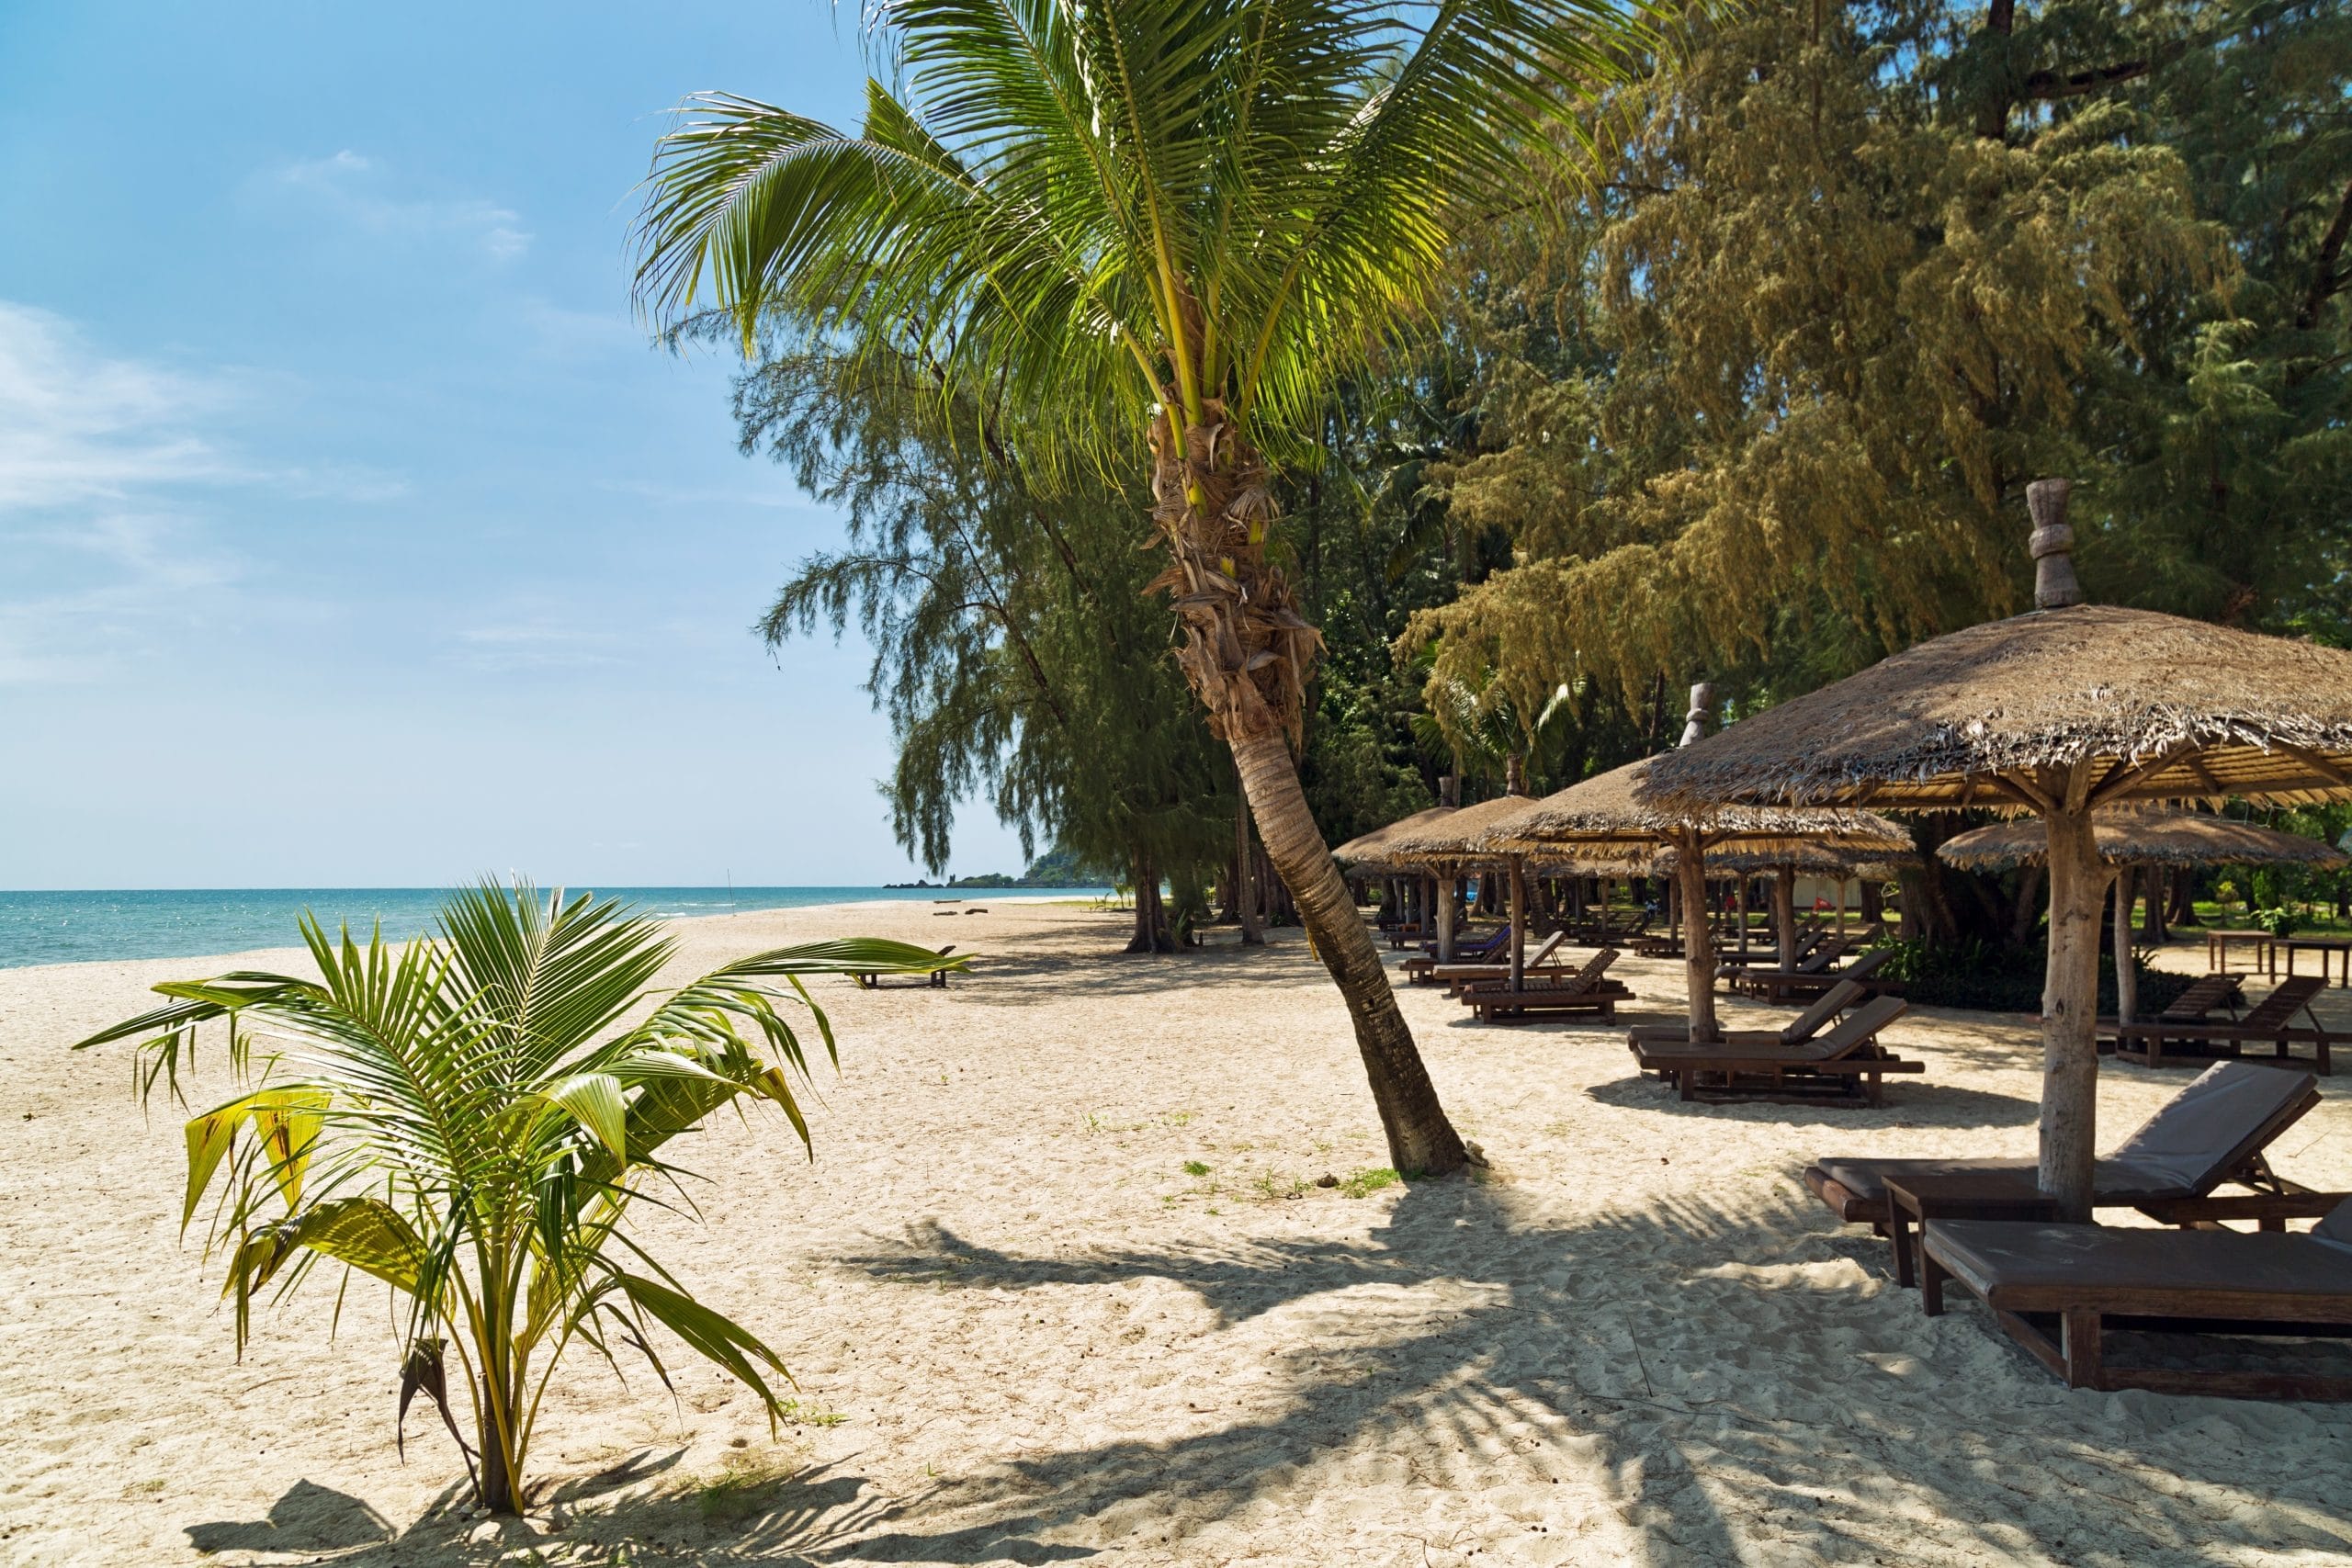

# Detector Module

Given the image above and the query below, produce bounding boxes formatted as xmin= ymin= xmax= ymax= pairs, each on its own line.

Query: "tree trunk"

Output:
xmin=1677 ymin=831 xmax=1720 ymax=1042
xmin=2113 ymin=864 xmax=2138 ymax=1028
xmin=1775 ymin=866 xmax=1799 ymax=972
xmin=2010 ymin=863 xmax=2046 ymax=949
xmin=479 ymin=1374 xmax=516 ymax=1513
xmin=2141 ymin=868 xmax=2168 ymax=943
xmin=2039 ymin=794 xmax=2107 ymax=1221
xmin=1126 ymin=852 xmax=1174 ymax=953
xmin=1436 ymin=875 xmax=1457 ymax=963
xmin=1232 ymin=728 xmax=1469 ymax=1175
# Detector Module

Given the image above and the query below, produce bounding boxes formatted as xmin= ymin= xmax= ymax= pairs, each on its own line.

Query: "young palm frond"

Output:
xmin=76 ymin=878 xmax=958 ymax=1513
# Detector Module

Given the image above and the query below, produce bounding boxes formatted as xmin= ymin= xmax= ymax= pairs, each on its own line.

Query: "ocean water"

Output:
xmin=0 ymin=886 xmax=1109 ymax=970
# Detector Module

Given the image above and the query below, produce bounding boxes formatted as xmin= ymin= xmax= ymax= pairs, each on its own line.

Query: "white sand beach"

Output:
xmin=5 ymin=899 xmax=2350 ymax=1566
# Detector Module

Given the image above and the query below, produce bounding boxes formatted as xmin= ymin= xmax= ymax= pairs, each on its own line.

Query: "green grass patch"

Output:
xmin=1182 ymin=1159 xmax=1210 ymax=1177
xmin=1339 ymin=1168 xmax=1402 ymax=1199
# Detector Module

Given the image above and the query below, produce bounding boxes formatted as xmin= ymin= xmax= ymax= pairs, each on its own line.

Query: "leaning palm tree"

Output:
xmin=632 ymin=0 xmax=1677 ymax=1176
xmin=75 ymin=880 xmax=956 ymax=1514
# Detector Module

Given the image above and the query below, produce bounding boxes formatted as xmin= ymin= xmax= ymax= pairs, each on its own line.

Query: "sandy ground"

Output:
xmin=5 ymin=899 xmax=2351 ymax=1568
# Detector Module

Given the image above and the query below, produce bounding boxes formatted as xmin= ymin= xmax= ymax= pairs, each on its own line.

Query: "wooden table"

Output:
xmin=2206 ymin=929 xmax=2277 ymax=976
xmin=1883 ymin=1173 xmax=2061 ymax=1299
xmin=2280 ymin=937 xmax=2352 ymax=987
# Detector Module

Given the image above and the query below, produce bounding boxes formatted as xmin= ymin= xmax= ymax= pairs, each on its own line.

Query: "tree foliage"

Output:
xmin=743 ymin=346 xmax=1234 ymax=948
xmin=1403 ymin=0 xmax=2350 ymax=739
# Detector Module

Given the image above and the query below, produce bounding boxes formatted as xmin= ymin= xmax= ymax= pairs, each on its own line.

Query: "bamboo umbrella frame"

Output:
xmin=1938 ymin=809 xmax=2347 ymax=1026
xmin=1480 ymin=693 xmax=1913 ymax=1043
xmin=1641 ymin=479 xmax=2352 ymax=1217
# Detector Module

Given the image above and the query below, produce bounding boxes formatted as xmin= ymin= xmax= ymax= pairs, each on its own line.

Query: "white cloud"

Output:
xmin=269 ymin=150 xmax=532 ymax=261
xmin=0 ymin=305 xmax=376 ymax=686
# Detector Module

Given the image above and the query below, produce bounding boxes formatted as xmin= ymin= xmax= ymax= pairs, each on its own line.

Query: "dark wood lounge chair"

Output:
xmin=1628 ymin=994 xmax=1917 ymax=1105
xmin=854 ymin=944 xmax=957 ymax=989
xmin=1730 ymin=945 xmax=1896 ymax=1004
xmin=2109 ymin=974 xmax=2335 ymax=1074
xmin=1917 ymin=1194 xmax=2352 ymax=1399
xmin=1627 ymin=978 xmax=1869 ymax=1048
xmin=1803 ymin=1060 xmax=2322 ymax=1233
xmin=1716 ymin=925 xmax=1828 ymax=974
xmin=1401 ymin=931 xmax=1552 ymax=982
xmin=1459 ymin=948 xmax=1628 ymax=1024
xmin=1413 ymin=931 xmax=1570 ymax=991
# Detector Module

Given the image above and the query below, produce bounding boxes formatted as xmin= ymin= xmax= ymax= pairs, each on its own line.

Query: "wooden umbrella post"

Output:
xmin=1775 ymin=864 xmax=1798 ymax=972
xmin=2039 ymin=778 xmax=2106 ymax=1221
xmin=1676 ymin=828 xmax=1721 ymax=1042
xmin=1508 ymin=855 xmax=1527 ymax=987
xmin=1436 ymin=874 xmax=1457 ymax=964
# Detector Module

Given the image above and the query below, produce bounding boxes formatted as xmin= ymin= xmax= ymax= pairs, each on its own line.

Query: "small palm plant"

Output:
xmin=76 ymin=879 xmax=957 ymax=1513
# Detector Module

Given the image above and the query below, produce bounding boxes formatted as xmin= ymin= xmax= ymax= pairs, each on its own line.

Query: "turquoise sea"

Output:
xmin=0 ymin=886 xmax=1110 ymax=970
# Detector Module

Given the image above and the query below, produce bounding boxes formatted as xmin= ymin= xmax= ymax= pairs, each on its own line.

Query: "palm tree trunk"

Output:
xmin=1232 ymin=728 xmax=1469 ymax=1175
xmin=479 ymin=1373 xmax=517 ymax=1513
xmin=2113 ymin=864 xmax=2138 ymax=1027
xmin=1153 ymin=403 xmax=1468 ymax=1177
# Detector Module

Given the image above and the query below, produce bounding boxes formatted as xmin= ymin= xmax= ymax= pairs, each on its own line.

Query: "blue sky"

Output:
xmin=0 ymin=2 xmax=1034 ymax=888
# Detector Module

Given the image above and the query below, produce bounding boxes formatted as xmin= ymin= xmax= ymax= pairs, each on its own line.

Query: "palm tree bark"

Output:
xmin=1233 ymin=728 xmax=1468 ymax=1174
xmin=1154 ymin=400 xmax=1467 ymax=1176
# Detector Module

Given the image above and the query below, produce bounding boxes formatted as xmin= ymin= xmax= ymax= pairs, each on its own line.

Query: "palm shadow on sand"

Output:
xmin=809 ymin=1177 xmax=2352 ymax=1565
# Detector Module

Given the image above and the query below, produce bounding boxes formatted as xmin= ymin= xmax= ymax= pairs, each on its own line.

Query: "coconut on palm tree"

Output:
xmin=76 ymin=880 xmax=956 ymax=1514
xmin=630 ymin=0 xmax=1676 ymax=1175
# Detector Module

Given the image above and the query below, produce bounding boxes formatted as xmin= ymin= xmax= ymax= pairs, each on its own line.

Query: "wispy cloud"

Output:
xmin=267 ymin=150 xmax=531 ymax=261
xmin=447 ymin=618 xmax=626 ymax=673
xmin=0 ymin=304 xmax=378 ymax=686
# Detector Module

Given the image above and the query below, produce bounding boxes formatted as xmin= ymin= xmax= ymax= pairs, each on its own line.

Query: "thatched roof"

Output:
xmin=1938 ymin=810 xmax=2349 ymax=873
xmin=1380 ymin=794 xmax=1653 ymax=871
xmin=1640 ymin=605 xmax=2352 ymax=813
xmin=1331 ymin=806 xmax=1456 ymax=871
xmin=1484 ymin=758 xmax=1914 ymax=856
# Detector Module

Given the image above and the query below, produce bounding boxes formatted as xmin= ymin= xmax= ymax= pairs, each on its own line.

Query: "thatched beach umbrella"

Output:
xmin=1939 ymin=810 xmax=2348 ymax=1025
xmin=1332 ymin=805 xmax=1456 ymax=944
xmin=1484 ymin=688 xmax=1912 ymax=1042
xmin=1653 ymin=840 xmax=1911 ymax=956
xmin=1641 ymin=479 xmax=2352 ymax=1216
xmin=1384 ymin=795 xmax=1644 ymax=976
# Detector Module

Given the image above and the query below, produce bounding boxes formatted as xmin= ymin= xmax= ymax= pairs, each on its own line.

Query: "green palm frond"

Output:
xmin=75 ymin=878 xmax=947 ymax=1512
xmin=634 ymin=0 xmax=1685 ymax=467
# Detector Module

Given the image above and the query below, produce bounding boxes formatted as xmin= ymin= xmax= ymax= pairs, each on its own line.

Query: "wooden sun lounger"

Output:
xmin=1628 ymin=993 xmax=1917 ymax=1104
xmin=2109 ymin=975 xmax=2335 ymax=1074
xmin=854 ymin=944 xmax=956 ymax=989
xmin=1716 ymin=925 xmax=1829 ymax=973
xmin=1459 ymin=949 xmax=1627 ymax=1024
xmin=1427 ymin=932 xmax=1573 ymax=990
xmin=1401 ymin=931 xmax=1552 ymax=982
xmin=1803 ymin=1060 xmax=2322 ymax=1231
xmin=1918 ymin=1195 xmax=2352 ymax=1399
xmin=1626 ymin=978 xmax=1869 ymax=1048
xmin=1398 ymin=927 xmax=1517 ymax=984
xmin=1731 ymin=946 xmax=1897 ymax=1004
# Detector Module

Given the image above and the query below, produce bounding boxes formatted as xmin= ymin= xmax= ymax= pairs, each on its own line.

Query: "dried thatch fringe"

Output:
xmin=1479 ymin=759 xmax=1913 ymax=855
xmin=1937 ymin=809 xmax=2349 ymax=872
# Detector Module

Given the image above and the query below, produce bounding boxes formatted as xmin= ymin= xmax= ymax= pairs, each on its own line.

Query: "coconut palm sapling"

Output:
xmin=632 ymin=0 xmax=1681 ymax=1174
xmin=75 ymin=880 xmax=956 ymax=1513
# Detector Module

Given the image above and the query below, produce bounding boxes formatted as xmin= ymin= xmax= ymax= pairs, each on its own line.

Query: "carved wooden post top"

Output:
xmin=2028 ymin=478 xmax=2084 ymax=610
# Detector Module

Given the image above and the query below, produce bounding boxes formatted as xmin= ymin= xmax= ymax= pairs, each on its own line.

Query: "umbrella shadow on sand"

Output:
xmin=809 ymin=1177 xmax=2352 ymax=1565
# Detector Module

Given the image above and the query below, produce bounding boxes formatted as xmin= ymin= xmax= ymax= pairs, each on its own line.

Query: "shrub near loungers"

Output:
xmin=74 ymin=878 xmax=956 ymax=1515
